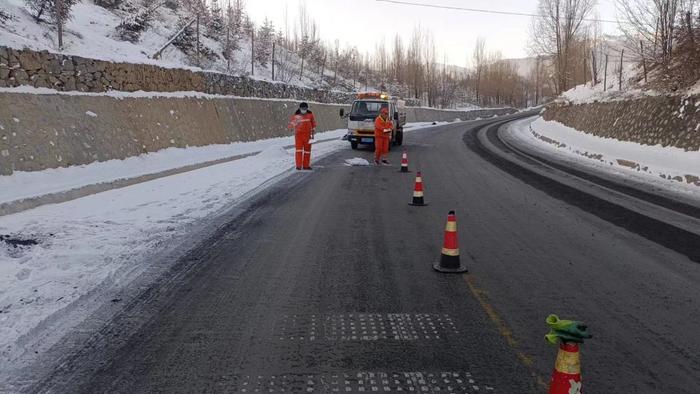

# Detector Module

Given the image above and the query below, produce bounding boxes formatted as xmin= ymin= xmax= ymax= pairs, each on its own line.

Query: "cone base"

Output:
xmin=432 ymin=261 xmax=468 ymax=273
xmin=399 ymin=168 xmax=411 ymax=173
xmin=408 ymin=202 xmax=428 ymax=206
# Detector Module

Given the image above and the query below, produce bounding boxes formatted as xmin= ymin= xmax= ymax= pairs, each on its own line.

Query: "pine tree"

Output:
xmin=222 ymin=0 xmax=245 ymax=68
xmin=255 ymin=18 xmax=274 ymax=67
xmin=172 ymin=16 xmax=219 ymax=66
xmin=206 ymin=0 xmax=225 ymax=40
xmin=25 ymin=0 xmax=75 ymax=23
xmin=0 ymin=9 xmax=11 ymax=24
xmin=179 ymin=0 xmax=207 ymax=18
xmin=25 ymin=0 xmax=77 ymax=48
xmin=115 ymin=5 xmax=156 ymax=43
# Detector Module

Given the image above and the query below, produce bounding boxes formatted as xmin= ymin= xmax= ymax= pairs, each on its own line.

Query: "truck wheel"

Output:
xmin=350 ymin=141 xmax=358 ymax=150
xmin=396 ymin=129 xmax=404 ymax=146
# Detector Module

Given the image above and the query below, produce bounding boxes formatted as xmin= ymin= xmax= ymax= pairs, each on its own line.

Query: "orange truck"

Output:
xmin=340 ymin=92 xmax=407 ymax=150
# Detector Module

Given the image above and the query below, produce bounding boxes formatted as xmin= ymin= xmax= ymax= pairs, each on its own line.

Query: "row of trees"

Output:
xmin=527 ymin=0 xmax=699 ymax=95
xmin=21 ymin=0 xmax=700 ymax=107
xmin=22 ymin=0 xmax=536 ymax=107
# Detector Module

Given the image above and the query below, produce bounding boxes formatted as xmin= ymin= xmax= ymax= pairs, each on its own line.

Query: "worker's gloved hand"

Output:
xmin=545 ymin=314 xmax=592 ymax=345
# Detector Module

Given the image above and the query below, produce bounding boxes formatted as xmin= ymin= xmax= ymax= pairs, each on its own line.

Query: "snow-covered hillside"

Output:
xmin=0 ymin=0 xmax=356 ymax=91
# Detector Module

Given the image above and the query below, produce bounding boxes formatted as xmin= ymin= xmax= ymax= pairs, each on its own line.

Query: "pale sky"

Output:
xmin=245 ymin=0 xmax=621 ymax=67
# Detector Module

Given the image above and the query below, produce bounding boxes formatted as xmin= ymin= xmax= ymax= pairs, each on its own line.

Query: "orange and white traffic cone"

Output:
xmin=549 ymin=342 xmax=582 ymax=394
xmin=408 ymin=171 xmax=427 ymax=206
xmin=400 ymin=151 xmax=410 ymax=173
xmin=433 ymin=211 xmax=468 ymax=273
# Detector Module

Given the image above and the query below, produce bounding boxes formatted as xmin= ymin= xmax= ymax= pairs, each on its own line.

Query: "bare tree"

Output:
xmin=296 ymin=0 xmax=317 ymax=80
xmin=407 ymin=26 xmax=424 ymax=100
xmin=529 ymin=0 xmax=596 ymax=93
xmin=616 ymin=0 xmax=680 ymax=66
xmin=472 ymin=37 xmax=487 ymax=102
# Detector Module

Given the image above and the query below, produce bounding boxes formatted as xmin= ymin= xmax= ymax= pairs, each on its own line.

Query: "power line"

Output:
xmin=375 ymin=0 xmax=620 ymax=24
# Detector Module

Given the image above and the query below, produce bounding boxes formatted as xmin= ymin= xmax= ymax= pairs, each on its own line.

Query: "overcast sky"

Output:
xmin=245 ymin=0 xmax=621 ymax=67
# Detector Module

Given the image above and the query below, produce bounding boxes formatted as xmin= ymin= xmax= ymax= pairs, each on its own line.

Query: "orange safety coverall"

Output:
xmin=288 ymin=110 xmax=317 ymax=169
xmin=374 ymin=115 xmax=393 ymax=162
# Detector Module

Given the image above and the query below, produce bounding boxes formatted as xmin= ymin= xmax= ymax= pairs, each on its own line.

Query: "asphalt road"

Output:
xmin=23 ymin=114 xmax=700 ymax=393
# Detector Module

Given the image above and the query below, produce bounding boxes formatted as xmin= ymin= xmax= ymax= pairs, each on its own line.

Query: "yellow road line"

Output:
xmin=463 ymin=274 xmax=548 ymax=391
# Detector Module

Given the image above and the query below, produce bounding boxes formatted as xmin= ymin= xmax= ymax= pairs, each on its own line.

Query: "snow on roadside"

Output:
xmin=0 ymin=85 xmax=348 ymax=104
xmin=0 ymin=121 xmax=441 ymax=373
xmin=505 ymin=117 xmax=700 ymax=199
xmin=0 ymin=134 xmax=342 ymax=372
xmin=0 ymin=129 xmax=346 ymax=204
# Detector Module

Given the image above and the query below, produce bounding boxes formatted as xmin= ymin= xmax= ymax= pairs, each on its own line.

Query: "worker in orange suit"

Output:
xmin=374 ymin=106 xmax=393 ymax=165
xmin=288 ymin=102 xmax=317 ymax=170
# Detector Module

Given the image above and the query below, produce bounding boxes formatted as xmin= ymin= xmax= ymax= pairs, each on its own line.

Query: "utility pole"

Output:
xmin=603 ymin=54 xmax=608 ymax=91
xmin=196 ymin=14 xmax=200 ymax=67
xmin=56 ymin=0 xmax=63 ymax=49
xmin=535 ymin=56 xmax=540 ymax=105
xmin=333 ymin=57 xmax=338 ymax=86
xmin=618 ymin=49 xmax=624 ymax=91
xmin=271 ymin=41 xmax=276 ymax=81
xmin=225 ymin=26 xmax=231 ymax=72
xmin=640 ymin=41 xmax=648 ymax=83
xmin=251 ymin=29 xmax=254 ymax=76
xmin=590 ymin=49 xmax=597 ymax=86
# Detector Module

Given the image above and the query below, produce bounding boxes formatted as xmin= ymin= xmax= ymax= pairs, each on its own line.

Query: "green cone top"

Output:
xmin=545 ymin=314 xmax=593 ymax=345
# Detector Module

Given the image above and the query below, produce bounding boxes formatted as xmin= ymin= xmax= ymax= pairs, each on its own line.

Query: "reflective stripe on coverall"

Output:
xmin=374 ymin=115 xmax=393 ymax=162
xmin=288 ymin=111 xmax=317 ymax=169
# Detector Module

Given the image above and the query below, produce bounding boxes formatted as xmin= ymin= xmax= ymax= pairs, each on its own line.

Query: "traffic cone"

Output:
xmin=433 ymin=211 xmax=468 ymax=273
xmin=408 ymin=171 xmax=427 ymax=206
xmin=399 ymin=151 xmax=410 ymax=173
xmin=548 ymin=342 xmax=582 ymax=394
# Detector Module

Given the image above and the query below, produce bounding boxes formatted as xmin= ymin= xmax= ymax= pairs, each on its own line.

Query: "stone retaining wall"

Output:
xmin=542 ymin=94 xmax=700 ymax=151
xmin=0 ymin=46 xmax=356 ymax=104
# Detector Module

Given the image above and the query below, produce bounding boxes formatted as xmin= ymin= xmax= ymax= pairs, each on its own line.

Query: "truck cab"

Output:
xmin=340 ymin=93 xmax=406 ymax=150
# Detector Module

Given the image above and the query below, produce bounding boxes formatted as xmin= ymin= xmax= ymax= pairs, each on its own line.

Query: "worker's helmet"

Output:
xmin=380 ymin=107 xmax=389 ymax=115
xmin=299 ymin=102 xmax=309 ymax=109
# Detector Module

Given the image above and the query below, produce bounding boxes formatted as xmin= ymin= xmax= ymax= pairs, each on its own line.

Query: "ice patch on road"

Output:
xmin=345 ymin=158 xmax=370 ymax=166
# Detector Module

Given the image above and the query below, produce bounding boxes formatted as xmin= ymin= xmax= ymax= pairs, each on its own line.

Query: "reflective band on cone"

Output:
xmin=400 ymin=151 xmax=409 ymax=173
xmin=433 ymin=210 xmax=468 ymax=273
xmin=409 ymin=171 xmax=427 ymax=206
xmin=549 ymin=343 xmax=582 ymax=394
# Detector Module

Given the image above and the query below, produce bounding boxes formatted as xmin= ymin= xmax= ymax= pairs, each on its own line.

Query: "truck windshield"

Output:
xmin=351 ymin=101 xmax=388 ymax=116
